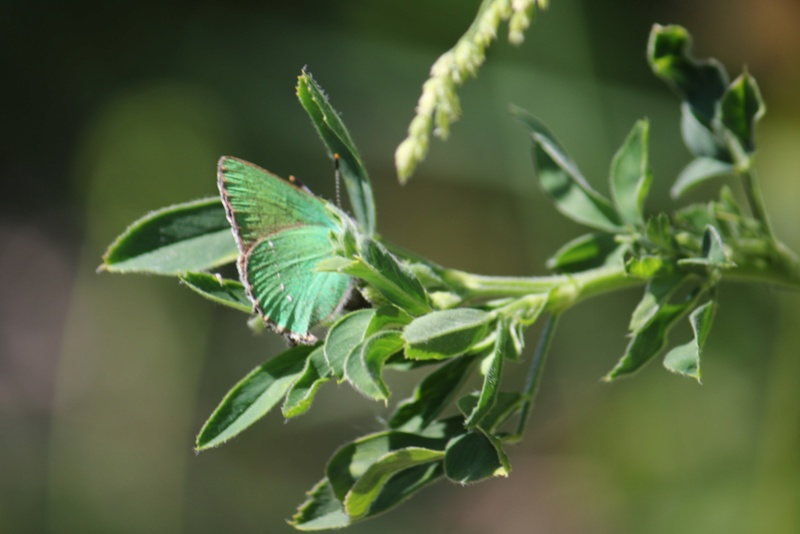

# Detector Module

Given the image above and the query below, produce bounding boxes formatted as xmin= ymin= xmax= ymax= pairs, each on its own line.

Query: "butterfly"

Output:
xmin=217 ymin=156 xmax=353 ymax=344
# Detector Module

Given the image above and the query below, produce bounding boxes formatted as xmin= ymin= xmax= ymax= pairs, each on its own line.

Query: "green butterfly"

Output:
xmin=217 ymin=156 xmax=354 ymax=344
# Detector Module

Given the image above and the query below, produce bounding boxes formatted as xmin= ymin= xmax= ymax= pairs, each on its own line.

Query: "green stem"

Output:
xmin=725 ymin=259 xmax=800 ymax=290
xmin=510 ymin=313 xmax=559 ymax=441
xmin=443 ymin=264 xmax=645 ymax=311
xmin=442 ymin=249 xmax=800 ymax=312
xmin=440 ymin=269 xmax=564 ymax=298
xmin=545 ymin=265 xmax=642 ymax=313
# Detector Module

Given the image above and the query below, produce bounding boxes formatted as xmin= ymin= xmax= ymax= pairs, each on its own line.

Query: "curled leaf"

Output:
xmin=179 ymin=272 xmax=250 ymax=313
xmin=663 ymin=299 xmax=716 ymax=382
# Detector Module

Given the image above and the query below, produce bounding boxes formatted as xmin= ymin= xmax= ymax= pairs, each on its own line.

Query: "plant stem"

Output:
xmin=443 ymin=264 xmax=645 ymax=311
xmin=442 ymin=269 xmax=563 ymax=298
xmin=442 ymin=247 xmax=800 ymax=311
xmin=725 ymin=249 xmax=800 ymax=290
xmin=510 ymin=313 xmax=559 ymax=441
xmin=545 ymin=265 xmax=642 ymax=313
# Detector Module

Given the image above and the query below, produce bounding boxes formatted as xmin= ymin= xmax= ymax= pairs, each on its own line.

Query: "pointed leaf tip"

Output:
xmin=101 ymin=198 xmax=238 ymax=275
xmin=720 ymin=71 xmax=765 ymax=155
xmin=671 ymin=157 xmax=735 ymax=198
xmin=513 ymin=107 xmax=623 ymax=232
xmin=296 ymin=70 xmax=376 ymax=236
xmin=195 ymin=345 xmax=312 ymax=450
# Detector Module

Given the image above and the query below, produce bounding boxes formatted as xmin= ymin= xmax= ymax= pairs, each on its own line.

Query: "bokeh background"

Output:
xmin=3 ymin=1 xmax=800 ymax=532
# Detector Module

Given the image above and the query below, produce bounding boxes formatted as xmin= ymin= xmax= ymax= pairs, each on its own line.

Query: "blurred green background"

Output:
xmin=2 ymin=1 xmax=800 ymax=532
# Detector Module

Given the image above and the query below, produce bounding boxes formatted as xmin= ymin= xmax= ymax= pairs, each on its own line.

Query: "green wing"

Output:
xmin=217 ymin=156 xmax=352 ymax=343
xmin=243 ymin=226 xmax=352 ymax=343
xmin=218 ymin=156 xmax=336 ymax=248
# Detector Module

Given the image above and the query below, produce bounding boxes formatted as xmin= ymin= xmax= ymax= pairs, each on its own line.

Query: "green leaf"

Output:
xmin=505 ymin=320 xmax=526 ymax=361
xmin=717 ymin=186 xmax=744 ymax=218
xmin=645 ymin=213 xmax=674 ymax=250
xmin=363 ymin=461 xmax=443 ymax=518
xmin=604 ymin=291 xmax=699 ymax=381
xmin=546 ymin=233 xmax=620 ymax=273
xmin=624 ymin=255 xmax=666 ymax=278
xmin=428 ymin=292 xmax=463 ymax=309
xmin=444 ymin=431 xmax=509 ymax=483
xmin=293 ymin=464 xmax=445 ymax=529
xmin=297 ymin=70 xmax=376 ymax=236
xmin=647 ymin=24 xmax=733 ymax=161
xmin=290 ymin=478 xmax=350 ymax=531
xmin=629 ymin=273 xmax=687 ymax=333
xmin=664 ymin=299 xmax=716 ymax=383
xmin=324 ymin=309 xmax=376 ymax=381
xmin=719 ymin=71 xmax=765 ymax=154
xmin=512 ymin=107 xmax=622 ymax=232
xmin=457 ymin=391 xmax=524 ymax=434
xmin=100 ymin=198 xmax=237 ymax=275
xmin=533 ymin=133 xmax=623 ymax=232
xmin=343 ymin=447 xmax=445 ymax=519
xmin=362 ymin=307 xmax=418 ymax=369
xmin=647 ymin=24 xmax=728 ymax=126
xmin=510 ymin=105 xmax=573 ymax=159
xmin=674 ymin=203 xmax=715 ymax=234
xmin=327 ymin=431 xmax=453 ymax=502
xmin=702 ymin=224 xmax=734 ymax=267
xmin=465 ymin=322 xmax=507 ymax=428
xmin=383 ymin=353 xmax=441 ymax=371
xmin=609 ymin=119 xmax=653 ymax=227
xmin=357 ymin=284 xmax=391 ymax=309
xmin=179 ymin=272 xmax=250 ymax=313
xmin=195 ymin=345 xmax=312 ymax=450
xmin=282 ymin=347 xmax=332 ymax=418
xmin=682 ymin=105 xmax=732 ymax=161
xmin=672 ymin=157 xmax=735 ymax=199
xmin=367 ymin=305 xmax=413 ymax=334
xmin=417 ymin=415 xmax=465 ymax=440
xmin=678 ymin=225 xmax=735 ymax=269
xmin=403 ymin=308 xmax=494 ymax=360
xmin=344 ymin=331 xmax=405 ymax=402
xmin=389 ymin=355 xmax=478 ymax=431
xmin=342 ymin=237 xmax=431 ymax=316
xmin=314 ymin=256 xmax=354 ymax=274
xmin=406 ymin=261 xmax=445 ymax=288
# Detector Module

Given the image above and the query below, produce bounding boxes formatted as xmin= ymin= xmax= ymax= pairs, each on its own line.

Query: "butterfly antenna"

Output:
xmin=334 ymin=153 xmax=342 ymax=208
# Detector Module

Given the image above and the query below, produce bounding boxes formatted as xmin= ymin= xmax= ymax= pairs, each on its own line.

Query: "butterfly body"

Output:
xmin=218 ymin=156 xmax=353 ymax=344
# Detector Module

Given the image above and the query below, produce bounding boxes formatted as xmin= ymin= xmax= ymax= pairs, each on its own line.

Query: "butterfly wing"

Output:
xmin=243 ymin=227 xmax=352 ymax=343
xmin=218 ymin=156 xmax=337 ymax=247
xmin=217 ymin=156 xmax=351 ymax=343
